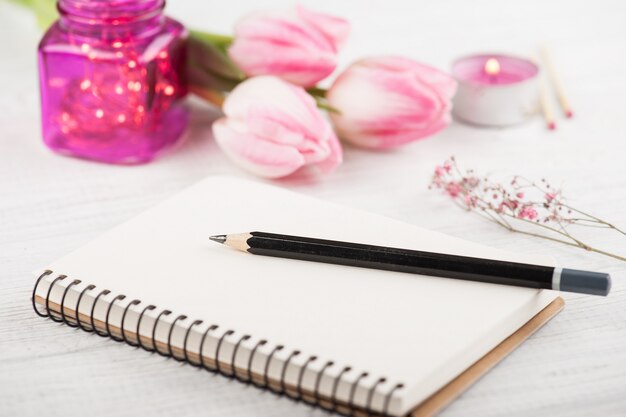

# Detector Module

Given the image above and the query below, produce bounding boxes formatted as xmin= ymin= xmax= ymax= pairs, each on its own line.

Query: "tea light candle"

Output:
xmin=451 ymin=54 xmax=540 ymax=126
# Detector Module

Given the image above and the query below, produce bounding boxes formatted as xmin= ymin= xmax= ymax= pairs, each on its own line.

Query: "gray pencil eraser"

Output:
xmin=560 ymin=268 xmax=612 ymax=296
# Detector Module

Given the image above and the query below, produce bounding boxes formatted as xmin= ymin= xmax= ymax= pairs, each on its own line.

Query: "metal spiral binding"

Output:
xmin=32 ymin=270 xmax=405 ymax=417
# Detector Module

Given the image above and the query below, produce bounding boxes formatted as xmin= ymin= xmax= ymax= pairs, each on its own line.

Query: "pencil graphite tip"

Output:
xmin=209 ymin=235 xmax=227 ymax=244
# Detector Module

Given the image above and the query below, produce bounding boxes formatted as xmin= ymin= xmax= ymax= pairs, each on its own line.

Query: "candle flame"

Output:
xmin=484 ymin=58 xmax=501 ymax=76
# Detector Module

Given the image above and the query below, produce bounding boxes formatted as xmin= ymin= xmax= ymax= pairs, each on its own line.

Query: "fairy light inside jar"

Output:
xmin=38 ymin=0 xmax=189 ymax=164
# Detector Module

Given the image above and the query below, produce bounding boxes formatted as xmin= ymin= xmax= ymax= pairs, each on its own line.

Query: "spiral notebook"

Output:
xmin=32 ymin=177 xmax=563 ymax=417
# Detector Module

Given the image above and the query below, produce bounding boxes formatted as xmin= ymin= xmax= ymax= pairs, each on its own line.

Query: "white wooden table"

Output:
xmin=1 ymin=0 xmax=625 ymax=416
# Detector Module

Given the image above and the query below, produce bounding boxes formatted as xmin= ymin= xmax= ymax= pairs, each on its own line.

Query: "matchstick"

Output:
xmin=539 ymin=74 xmax=557 ymax=130
xmin=533 ymin=54 xmax=557 ymax=130
xmin=540 ymin=46 xmax=573 ymax=118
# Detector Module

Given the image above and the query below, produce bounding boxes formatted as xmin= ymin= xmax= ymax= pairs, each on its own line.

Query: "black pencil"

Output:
xmin=209 ymin=232 xmax=611 ymax=296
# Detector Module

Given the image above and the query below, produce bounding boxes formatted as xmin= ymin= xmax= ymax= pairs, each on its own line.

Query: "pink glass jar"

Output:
xmin=38 ymin=0 xmax=189 ymax=164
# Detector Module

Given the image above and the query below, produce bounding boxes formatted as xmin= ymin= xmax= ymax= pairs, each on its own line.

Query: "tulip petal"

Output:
xmin=224 ymin=76 xmax=330 ymax=147
xmin=246 ymin=105 xmax=333 ymax=164
xmin=228 ymin=6 xmax=348 ymax=86
xmin=234 ymin=11 xmax=335 ymax=53
xmin=314 ymin=131 xmax=343 ymax=173
xmin=213 ymin=118 xmax=305 ymax=178
xmin=358 ymin=56 xmax=457 ymax=99
xmin=296 ymin=5 xmax=350 ymax=49
xmin=327 ymin=57 xmax=456 ymax=149
xmin=214 ymin=76 xmax=342 ymax=178
xmin=228 ymin=40 xmax=336 ymax=87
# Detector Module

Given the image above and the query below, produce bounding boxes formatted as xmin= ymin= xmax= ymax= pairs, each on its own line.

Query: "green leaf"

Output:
xmin=315 ymin=100 xmax=341 ymax=115
xmin=307 ymin=86 xmax=328 ymax=99
xmin=188 ymin=63 xmax=240 ymax=93
xmin=190 ymin=30 xmax=234 ymax=52
xmin=188 ymin=30 xmax=244 ymax=81
xmin=9 ymin=0 xmax=58 ymax=29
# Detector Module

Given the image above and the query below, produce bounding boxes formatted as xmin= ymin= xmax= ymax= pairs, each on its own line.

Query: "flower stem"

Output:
xmin=315 ymin=99 xmax=341 ymax=114
xmin=430 ymin=157 xmax=626 ymax=263
xmin=189 ymin=30 xmax=234 ymax=49
xmin=474 ymin=212 xmax=626 ymax=262
xmin=561 ymin=204 xmax=626 ymax=236
xmin=307 ymin=86 xmax=328 ymax=98
xmin=188 ymin=85 xmax=225 ymax=107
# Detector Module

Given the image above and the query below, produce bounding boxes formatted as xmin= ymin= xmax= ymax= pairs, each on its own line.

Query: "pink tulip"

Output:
xmin=327 ymin=56 xmax=457 ymax=149
xmin=228 ymin=5 xmax=349 ymax=87
xmin=212 ymin=76 xmax=343 ymax=178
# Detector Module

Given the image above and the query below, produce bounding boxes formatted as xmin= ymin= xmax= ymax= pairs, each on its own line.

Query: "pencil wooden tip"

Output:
xmin=210 ymin=235 xmax=227 ymax=244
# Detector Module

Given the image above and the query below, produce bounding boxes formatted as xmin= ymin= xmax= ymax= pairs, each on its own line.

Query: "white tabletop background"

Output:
xmin=1 ymin=0 xmax=625 ymax=416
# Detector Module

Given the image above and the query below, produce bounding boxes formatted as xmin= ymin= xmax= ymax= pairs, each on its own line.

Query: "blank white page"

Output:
xmin=36 ymin=177 xmax=558 ymax=415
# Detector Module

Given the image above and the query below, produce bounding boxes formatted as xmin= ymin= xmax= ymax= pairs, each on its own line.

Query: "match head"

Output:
xmin=548 ymin=121 xmax=556 ymax=130
xmin=565 ymin=110 xmax=574 ymax=118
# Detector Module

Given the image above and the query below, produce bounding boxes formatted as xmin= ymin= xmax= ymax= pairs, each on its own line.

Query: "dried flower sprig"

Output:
xmin=429 ymin=157 xmax=626 ymax=262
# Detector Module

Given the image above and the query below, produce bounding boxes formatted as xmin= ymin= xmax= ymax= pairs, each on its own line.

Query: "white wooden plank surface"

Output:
xmin=1 ymin=0 xmax=625 ymax=416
